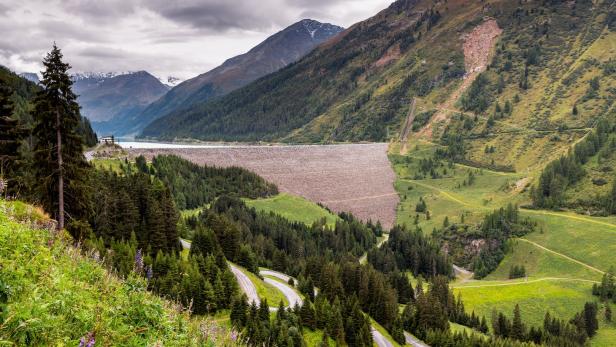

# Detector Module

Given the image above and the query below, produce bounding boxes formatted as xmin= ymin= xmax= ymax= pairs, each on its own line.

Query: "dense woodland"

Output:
xmin=148 ymin=154 xmax=278 ymax=210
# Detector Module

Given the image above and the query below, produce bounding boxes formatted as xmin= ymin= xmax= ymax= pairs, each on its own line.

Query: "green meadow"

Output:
xmin=245 ymin=193 xmax=340 ymax=228
xmin=391 ymin=139 xmax=616 ymax=343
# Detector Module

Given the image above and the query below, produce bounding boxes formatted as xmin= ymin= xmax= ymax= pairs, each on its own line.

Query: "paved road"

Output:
xmin=371 ymin=327 xmax=394 ymax=347
xmin=260 ymin=269 xmax=294 ymax=283
xmin=404 ymin=332 xmax=430 ymax=347
xmin=229 ymin=264 xmax=260 ymax=306
xmin=263 ymin=277 xmax=303 ymax=308
xmin=179 ymin=238 xmax=191 ymax=250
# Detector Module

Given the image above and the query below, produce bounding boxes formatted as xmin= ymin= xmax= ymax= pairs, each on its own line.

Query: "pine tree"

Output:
xmin=31 ymin=44 xmax=90 ymax=233
xmin=0 ymin=83 xmax=24 ymax=191
xmin=583 ymin=302 xmax=599 ymax=337
xmin=511 ymin=304 xmax=526 ymax=340
xmin=606 ymin=303 xmax=612 ymax=322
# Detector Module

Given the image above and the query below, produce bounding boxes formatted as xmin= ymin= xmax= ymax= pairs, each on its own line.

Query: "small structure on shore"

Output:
xmin=100 ymin=135 xmax=115 ymax=145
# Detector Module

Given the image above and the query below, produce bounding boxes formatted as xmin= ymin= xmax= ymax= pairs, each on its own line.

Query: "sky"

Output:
xmin=0 ymin=0 xmax=393 ymax=81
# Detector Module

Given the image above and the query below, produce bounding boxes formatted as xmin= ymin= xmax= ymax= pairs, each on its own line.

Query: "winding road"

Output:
xmin=229 ymin=263 xmax=261 ymax=305
xmin=262 ymin=277 xmax=303 ymax=308
xmin=405 ymin=332 xmax=430 ymax=347
xmin=371 ymin=327 xmax=394 ymax=347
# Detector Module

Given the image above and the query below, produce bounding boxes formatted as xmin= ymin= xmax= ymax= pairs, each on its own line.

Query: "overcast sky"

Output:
xmin=0 ymin=0 xmax=393 ymax=80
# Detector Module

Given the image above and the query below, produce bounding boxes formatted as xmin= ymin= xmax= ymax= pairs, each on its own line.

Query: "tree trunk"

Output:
xmin=56 ymin=109 xmax=64 ymax=230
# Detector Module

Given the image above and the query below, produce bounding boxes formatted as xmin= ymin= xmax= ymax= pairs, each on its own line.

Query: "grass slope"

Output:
xmin=0 ymin=200 xmax=234 ymax=346
xmin=244 ymin=193 xmax=340 ymax=228
xmin=390 ymin=139 xmax=616 ymax=343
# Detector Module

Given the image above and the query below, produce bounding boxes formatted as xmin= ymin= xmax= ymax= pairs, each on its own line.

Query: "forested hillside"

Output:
xmin=142 ymin=0 xmax=616 ymax=172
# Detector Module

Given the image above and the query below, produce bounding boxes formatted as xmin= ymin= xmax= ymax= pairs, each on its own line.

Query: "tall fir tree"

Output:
xmin=31 ymin=44 xmax=91 ymax=233
xmin=0 ymin=83 xmax=24 ymax=192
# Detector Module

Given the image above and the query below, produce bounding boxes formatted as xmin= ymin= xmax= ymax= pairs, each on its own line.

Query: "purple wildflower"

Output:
xmin=78 ymin=332 xmax=95 ymax=347
xmin=0 ymin=178 xmax=6 ymax=194
xmin=134 ymin=249 xmax=144 ymax=273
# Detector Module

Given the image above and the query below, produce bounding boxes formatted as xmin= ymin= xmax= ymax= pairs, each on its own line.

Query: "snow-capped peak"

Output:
xmin=158 ymin=75 xmax=183 ymax=88
xmin=71 ymin=71 xmax=135 ymax=82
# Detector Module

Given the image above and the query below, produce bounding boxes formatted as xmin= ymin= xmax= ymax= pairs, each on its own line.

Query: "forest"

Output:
xmin=531 ymin=117 xmax=616 ymax=213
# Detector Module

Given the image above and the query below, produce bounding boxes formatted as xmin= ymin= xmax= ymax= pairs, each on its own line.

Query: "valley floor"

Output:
xmin=390 ymin=140 xmax=616 ymax=346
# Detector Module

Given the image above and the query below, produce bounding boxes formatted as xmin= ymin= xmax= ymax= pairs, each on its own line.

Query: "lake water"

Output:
xmin=117 ymin=141 xmax=239 ymax=149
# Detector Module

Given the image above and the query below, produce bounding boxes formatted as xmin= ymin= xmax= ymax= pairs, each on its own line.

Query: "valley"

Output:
xmin=3 ymin=0 xmax=616 ymax=346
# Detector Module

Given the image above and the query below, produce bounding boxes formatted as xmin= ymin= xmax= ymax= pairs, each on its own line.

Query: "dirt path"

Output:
xmin=454 ymin=277 xmax=600 ymax=289
xmin=418 ymin=19 xmax=502 ymax=139
xmin=518 ymin=238 xmax=605 ymax=275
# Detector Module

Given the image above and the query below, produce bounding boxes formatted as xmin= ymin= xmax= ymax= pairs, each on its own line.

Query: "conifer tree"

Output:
xmin=31 ymin=44 xmax=90 ymax=233
xmin=0 ymin=83 xmax=25 ymax=194
xmin=511 ymin=304 xmax=526 ymax=340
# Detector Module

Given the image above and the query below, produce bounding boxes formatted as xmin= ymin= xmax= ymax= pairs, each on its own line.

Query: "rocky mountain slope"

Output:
xmin=132 ymin=19 xmax=344 ymax=136
xmin=142 ymin=0 xmax=616 ymax=172
xmin=71 ymin=71 xmax=169 ymax=135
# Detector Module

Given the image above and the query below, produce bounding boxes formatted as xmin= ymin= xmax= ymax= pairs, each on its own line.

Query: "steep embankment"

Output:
xmin=0 ymin=200 xmax=233 ymax=346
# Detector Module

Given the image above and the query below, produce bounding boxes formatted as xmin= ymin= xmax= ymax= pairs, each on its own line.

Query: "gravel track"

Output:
xmin=128 ymin=143 xmax=398 ymax=228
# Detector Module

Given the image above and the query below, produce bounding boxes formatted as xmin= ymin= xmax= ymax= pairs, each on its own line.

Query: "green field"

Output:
xmin=390 ymin=139 xmax=616 ymax=343
xmin=245 ymin=193 xmax=340 ymax=228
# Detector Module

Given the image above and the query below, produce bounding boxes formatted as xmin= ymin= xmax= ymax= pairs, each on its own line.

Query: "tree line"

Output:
xmin=531 ymin=117 xmax=616 ymax=212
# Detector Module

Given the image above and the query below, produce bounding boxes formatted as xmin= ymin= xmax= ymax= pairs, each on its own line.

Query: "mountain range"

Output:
xmin=121 ymin=19 xmax=344 ymax=137
xmin=141 ymin=0 xmax=616 ymax=171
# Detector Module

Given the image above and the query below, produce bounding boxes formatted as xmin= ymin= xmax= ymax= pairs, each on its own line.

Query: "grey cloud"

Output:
xmin=142 ymin=0 xmax=289 ymax=32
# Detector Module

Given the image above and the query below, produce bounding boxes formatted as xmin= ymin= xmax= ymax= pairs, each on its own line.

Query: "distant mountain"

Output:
xmin=18 ymin=72 xmax=39 ymax=84
xmin=142 ymin=0 xmax=615 ymax=154
xmin=71 ymin=71 xmax=169 ymax=135
xmin=130 ymin=19 xmax=343 ymax=136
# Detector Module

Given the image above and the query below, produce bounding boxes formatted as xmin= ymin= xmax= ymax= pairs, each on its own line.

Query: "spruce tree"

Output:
xmin=511 ymin=304 xmax=526 ymax=340
xmin=0 ymin=83 xmax=24 ymax=193
xmin=31 ymin=44 xmax=90 ymax=233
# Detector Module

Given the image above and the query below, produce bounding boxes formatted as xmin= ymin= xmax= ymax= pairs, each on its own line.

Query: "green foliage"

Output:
xmin=149 ymin=155 xmax=278 ymax=210
xmin=368 ymin=225 xmax=452 ymax=279
xmin=460 ymin=74 xmax=493 ymax=114
xmin=438 ymin=204 xmax=536 ymax=279
xmin=30 ymin=44 xmax=91 ymax=234
xmin=411 ymin=110 xmax=437 ymax=132
xmin=532 ymin=118 xmax=614 ymax=209
xmin=0 ymin=200 xmax=233 ymax=346
xmin=89 ymin=169 xmax=180 ymax=254
xmin=244 ymin=193 xmax=340 ymax=229
xmin=509 ymin=265 xmax=527 ymax=279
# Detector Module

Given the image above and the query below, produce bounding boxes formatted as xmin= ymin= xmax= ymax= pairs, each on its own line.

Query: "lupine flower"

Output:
xmin=78 ymin=332 xmax=95 ymax=347
xmin=134 ymin=249 xmax=144 ymax=273
xmin=0 ymin=178 xmax=6 ymax=194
